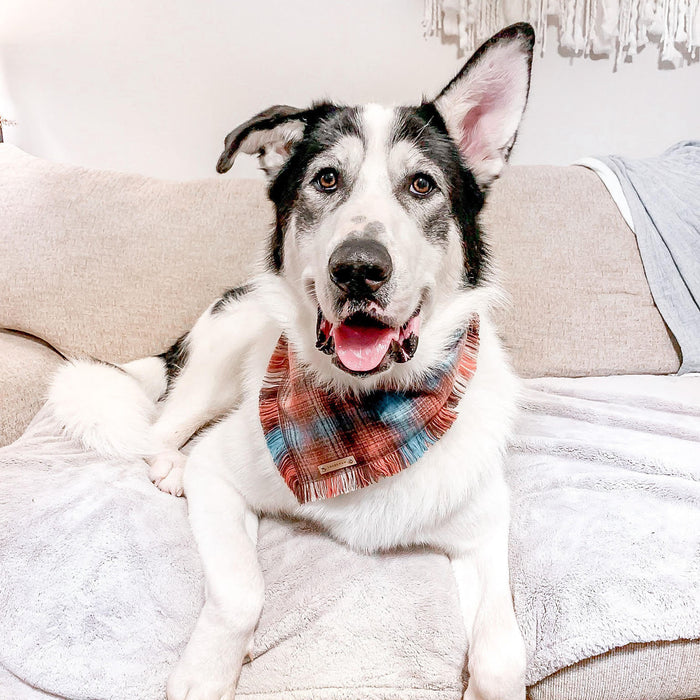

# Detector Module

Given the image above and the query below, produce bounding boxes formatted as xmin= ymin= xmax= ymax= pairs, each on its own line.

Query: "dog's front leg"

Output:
xmin=147 ymin=292 xmax=268 ymax=496
xmin=167 ymin=435 xmax=263 ymax=700
xmin=451 ymin=521 xmax=526 ymax=700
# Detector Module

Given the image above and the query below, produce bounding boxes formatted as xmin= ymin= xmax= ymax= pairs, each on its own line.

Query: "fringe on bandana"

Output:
xmin=259 ymin=316 xmax=480 ymax=504
xmin=423 ymin=0 xmax=700 ymax=67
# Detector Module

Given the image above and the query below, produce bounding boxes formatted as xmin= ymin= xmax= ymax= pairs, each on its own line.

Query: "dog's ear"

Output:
xmin=433 ymin=23 xmax=534 ymax=189
xmin=216 ymin=105 xmax=307 ymax=177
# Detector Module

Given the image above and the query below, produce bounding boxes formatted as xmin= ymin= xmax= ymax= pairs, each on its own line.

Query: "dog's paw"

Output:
xmin=147 ymin=450 xmax=186 ymax=497
xmin=166 ymin=608 xmax=247 ymax=700
xmin=167 ymin=666 xmax=236 ymax=700
xmin=463 ymin=659 xmax=525 ymax=700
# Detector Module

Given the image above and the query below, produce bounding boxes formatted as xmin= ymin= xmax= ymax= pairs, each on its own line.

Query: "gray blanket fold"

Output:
xmin=598 ymin=141 xmax=700 ymax=374
xmin=1 ymin=374 xmax=699 ymax=699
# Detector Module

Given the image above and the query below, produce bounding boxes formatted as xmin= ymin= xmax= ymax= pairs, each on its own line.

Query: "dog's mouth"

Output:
xmin=316 ymin=306 xmax=421 ymax=375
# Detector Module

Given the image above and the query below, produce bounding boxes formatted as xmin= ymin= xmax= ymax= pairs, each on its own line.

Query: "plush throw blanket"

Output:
xmin=1 ymin=374 xmax=699 ymax=699
xmin=584 ymin=141 xmax=700 ymax=374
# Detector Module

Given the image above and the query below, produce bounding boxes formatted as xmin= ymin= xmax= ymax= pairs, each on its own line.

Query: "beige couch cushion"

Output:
xmin=0 ymin=330 xmax=65 ymax=446
xmin=0 ymin=144 xmax=680 ymax=377
xmin=529 ymin=639 xmax=700 ymax=700
xmin=484 ymin=165 xmax=680 ymax=377
xmin=0 ymin=145 xmax=269 ymax=363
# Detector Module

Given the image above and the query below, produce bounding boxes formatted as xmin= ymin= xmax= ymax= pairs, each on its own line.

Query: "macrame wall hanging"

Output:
xmin=423 ymin=0 xmax=700 ymax=67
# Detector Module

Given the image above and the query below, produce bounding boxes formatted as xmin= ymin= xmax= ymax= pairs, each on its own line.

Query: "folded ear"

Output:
xmin=433 ymin=23 xmax=535 ymax=189
xmin=216 ymin=105 xmax=307 ymax=177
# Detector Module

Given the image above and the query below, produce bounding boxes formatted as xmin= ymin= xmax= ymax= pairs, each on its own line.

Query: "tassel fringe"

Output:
xmin=423 ymin=0 xmax=700 ymax=66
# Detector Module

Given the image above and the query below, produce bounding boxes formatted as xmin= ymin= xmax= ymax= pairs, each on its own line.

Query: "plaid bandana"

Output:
xmin=259 ymin=316 xmax=480 ymax=504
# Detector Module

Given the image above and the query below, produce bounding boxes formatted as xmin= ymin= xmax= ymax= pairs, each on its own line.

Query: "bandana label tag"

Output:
xmin=318 ymin=456 xmax=357 ymax=475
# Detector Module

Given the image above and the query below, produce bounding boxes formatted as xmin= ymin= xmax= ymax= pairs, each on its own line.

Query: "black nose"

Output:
xmin=329 ymin=239 xmax=393 ymax=297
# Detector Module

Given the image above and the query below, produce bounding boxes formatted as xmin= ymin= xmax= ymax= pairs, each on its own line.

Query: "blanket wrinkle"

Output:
xmin=1 ymin=374 xmax=699 ymax=697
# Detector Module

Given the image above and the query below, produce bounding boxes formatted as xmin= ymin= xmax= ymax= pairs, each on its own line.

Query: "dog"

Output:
xmin=48 ymin=22 xmax=535 ymax=700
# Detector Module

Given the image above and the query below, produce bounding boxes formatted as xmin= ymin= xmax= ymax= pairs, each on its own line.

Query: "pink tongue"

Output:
xmin=333 ymin=323 xmax=398 ymax=372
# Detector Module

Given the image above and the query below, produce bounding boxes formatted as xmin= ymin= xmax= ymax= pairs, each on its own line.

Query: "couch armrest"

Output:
xmin=0 ymin=330 xmax=65 ymax=447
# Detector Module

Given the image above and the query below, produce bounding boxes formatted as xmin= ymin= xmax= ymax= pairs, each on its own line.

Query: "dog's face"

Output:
xmin=218 ymin=24 xmax=534 ymax=379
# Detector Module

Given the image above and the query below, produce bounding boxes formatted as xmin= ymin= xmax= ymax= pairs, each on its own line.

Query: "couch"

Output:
xmin=1 ymin=143 xmax=698 ymax=700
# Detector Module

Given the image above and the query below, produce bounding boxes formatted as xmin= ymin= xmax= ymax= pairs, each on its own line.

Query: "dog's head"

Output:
xmin=218 ymin=24 xmax=534 ymax=384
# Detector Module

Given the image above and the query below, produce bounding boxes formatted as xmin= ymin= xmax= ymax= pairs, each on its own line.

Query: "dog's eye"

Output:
xmin=409 ymin=174 xmax=435 ymax=197
xmin=314 ymin=168 xmax=339 ymax=192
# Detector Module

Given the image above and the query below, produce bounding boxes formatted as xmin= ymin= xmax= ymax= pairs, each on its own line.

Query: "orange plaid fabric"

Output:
xmin=259 ymin=316 xmax=480 ymax=503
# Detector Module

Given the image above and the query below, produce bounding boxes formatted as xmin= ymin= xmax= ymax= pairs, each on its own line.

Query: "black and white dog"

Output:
xmin=49 ymin=23 xmax=535 ymax=700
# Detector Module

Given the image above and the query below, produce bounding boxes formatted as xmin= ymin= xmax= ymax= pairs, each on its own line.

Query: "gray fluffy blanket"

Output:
xmin=598 ymin=141 xmax=700 ymax=374
xmin=1 ymin=374 xmax=699 ymax=699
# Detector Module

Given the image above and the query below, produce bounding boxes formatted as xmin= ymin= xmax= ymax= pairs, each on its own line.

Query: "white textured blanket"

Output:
xmin=1 ymin=374 xmax=699 ymax=699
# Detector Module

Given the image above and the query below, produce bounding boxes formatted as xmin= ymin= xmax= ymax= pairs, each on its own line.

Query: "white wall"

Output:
xmin=1 ymin=0 xmax=698 ymax=180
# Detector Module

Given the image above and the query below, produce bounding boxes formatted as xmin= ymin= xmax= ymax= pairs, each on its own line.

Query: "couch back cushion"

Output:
xmin=481 ymin=165 xmax=680 ymax=376
xmin=0 ymin=145 xmax=680 ymax=377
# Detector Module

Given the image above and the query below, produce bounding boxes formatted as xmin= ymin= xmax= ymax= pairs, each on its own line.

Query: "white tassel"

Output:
xmin=424 ymin=0 xmax=699 ymax=64
xmin=691 ymin=0 xmax=700 ymax=52
xmin=540 ymin=0 xmax=548 ymax=54
xmin=574 ymin=0 xmax=587 ymax=50
xmin=617 ymin=0 xmax=632 ymax=63
xmin=562 ymin=0 xmax=577 ymax=50
xmin=660 ymin=0 xmax=683 ymax=64
xmin=674 ymin=0 xmax=687 ymax=42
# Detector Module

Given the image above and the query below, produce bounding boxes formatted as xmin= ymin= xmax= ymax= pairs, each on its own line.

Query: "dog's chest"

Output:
xmin=231 ymin=404 xmax=486 ymax=550
xmin=222 ymin=331 xmax=515 ymax=554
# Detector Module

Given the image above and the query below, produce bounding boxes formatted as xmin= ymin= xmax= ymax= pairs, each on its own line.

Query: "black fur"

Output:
xmin=268 ymin=104 xmax=363 ymax=272
xmin=159 ymin=333 xmax=189 ymax=392
xmin=211 ymin=284 xmax=252 ymax=314
xmin=392 ymin=103 xmax=485 ymax=285
xmin=216 ymin=105 xmax=305 ymax=174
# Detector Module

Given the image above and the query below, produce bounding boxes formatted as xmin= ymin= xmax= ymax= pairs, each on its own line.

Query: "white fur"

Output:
xmin=47 ymin=360 xmax=156 ymax=458
xmin=47 ymin=31 xmax=533 ymax=700
xmin=240 ymin=121 xmax=305 ymax=177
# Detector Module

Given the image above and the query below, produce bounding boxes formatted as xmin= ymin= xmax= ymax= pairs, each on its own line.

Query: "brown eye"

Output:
xmin=314 ymin=168 xmax=338 ymax=192
xmin=410 ymin=173 xmax=435 ymax=196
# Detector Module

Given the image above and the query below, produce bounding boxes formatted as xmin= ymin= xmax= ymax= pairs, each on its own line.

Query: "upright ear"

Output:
xmin=216 ymin=105 xmax=307 ymax=177
xmin=433 ymin=23 xmax=535 ymax=189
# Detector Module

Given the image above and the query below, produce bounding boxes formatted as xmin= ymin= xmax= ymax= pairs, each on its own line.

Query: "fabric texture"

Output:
xmin=0 ymin=409 xmax=466 ymax=700
xmin=259 ymin=320 xmax=479 ymax=503
xmin=483 ymin=165 xmax=680 ymax=377
xmin=0 ymin=331 xmax=66 ymax=446
xmin=1 ymin=374 xmax=699 ymax=699
xmin=0 ymin=145 xmax=680 ymax=378
xmin=509 ymin=373 xmax=700 ymax=684
xmin=530 ymin=639 xmax=700 ymax=700
xmin=594 ymin=141 xmax=700 ymax=374
xmin=0 ymin=144 xmax=268 ymax=364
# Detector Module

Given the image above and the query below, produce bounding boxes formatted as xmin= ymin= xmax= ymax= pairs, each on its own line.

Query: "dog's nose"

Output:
xmin=329 ymin=239 xmax=393 ymax=297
